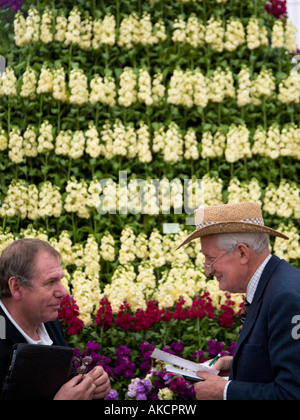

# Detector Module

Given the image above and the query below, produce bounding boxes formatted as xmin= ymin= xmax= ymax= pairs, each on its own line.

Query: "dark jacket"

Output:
xmin=0 ymin=306 xmax=76 ymax=393
xmin=228 ymin=255 xmax=300 ymax=400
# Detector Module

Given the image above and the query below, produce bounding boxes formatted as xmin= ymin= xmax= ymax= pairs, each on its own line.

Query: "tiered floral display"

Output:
xmin=0 ymin=0 xmax=299 ymax=399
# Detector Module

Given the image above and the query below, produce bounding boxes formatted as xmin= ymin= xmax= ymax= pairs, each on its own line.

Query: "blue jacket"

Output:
xmin=228 ymin=255 xmax=300 ymax=400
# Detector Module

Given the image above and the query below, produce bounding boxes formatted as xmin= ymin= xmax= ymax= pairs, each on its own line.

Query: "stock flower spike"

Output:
xmin=0 ymin=0 xmax=299 ymax=401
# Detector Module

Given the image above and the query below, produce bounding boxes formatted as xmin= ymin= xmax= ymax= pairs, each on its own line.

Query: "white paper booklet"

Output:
xmin=151 ymin=348 xmax=219 ymax=382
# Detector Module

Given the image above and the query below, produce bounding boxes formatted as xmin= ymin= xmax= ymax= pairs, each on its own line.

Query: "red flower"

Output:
xmin=218 ymin=293 xmax=235 ymax=329
xmin=190 ymin=292 xmax=215 ymax=320
xmin=173 ymin=296 xmax=190 ymax=321
xmin=132 ymin=300 xmax=163 ymax=331
xmin=115 ymin=301 xmax=134 ymax=330
xmin=58 ymin=295 xmax=84 ymax=336
xmin=265 ymin=0 xmax=287 ymax=19
xmin=95 ymin=297 xmax=113 ymax=331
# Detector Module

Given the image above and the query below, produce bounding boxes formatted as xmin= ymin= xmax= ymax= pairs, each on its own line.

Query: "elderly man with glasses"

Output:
xmin=178 ymin=202 xmax=300 ymax=400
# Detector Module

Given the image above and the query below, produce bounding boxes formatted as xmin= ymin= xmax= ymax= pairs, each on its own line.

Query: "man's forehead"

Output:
xmin=33 ymin=250 xmax=63 ymax=274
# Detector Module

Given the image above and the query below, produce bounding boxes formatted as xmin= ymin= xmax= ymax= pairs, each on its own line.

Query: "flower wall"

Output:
xmin=0 ymin=0 xmax=299 ymax=399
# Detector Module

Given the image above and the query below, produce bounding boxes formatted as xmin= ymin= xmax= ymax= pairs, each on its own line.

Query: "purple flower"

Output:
xmin=0 ymin=0 xmax=21 ymax=10
xmin=115 ymin=345 xmax=131 ymax=357
xmin=226 ymin=342 xmax=237 ymax=356
xmin=208 ymin=339 xmax=224 ymax=358
xmin=137 ymin=393 xmax=147 ymax=400
xmin=105 ymin=389 xmax=118 ymax=400
xmin=127 ymin=378 xmax=152 ymax=400
xmin=192 ymin=349 xmax=206 ymax=363
xmin=86 ymin=341 xmax=101 ymax=353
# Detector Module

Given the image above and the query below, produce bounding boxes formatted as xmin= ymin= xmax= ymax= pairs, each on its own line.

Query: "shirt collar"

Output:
xmin=0 ymin=299 xmax=53 ymax=345
xmin=246 ymin=254 xmax=272 ymax=304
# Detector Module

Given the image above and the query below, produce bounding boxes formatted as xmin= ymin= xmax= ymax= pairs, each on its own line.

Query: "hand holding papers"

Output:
xmin=151 ymin=348 xmax=219 ymax=382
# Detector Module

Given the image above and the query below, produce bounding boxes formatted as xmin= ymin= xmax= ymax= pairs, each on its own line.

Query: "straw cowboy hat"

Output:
xmin=177 ymin=202 xmax=289 ymax=249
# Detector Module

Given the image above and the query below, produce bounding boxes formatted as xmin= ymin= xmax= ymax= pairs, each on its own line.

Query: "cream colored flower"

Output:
xmin=85 ymin=123 xmax=101 ymax=158
xmin=205 ymin=16 xmax=224 ymax=52
xmin=69 ymin=130 xmax=85 ymax=159
xmin=64 ymin=7 xmax=81 ymax=46
xmin=23 ymin=125 xmax=37 ymax=158
xmin=118 ymin=67 xmax=137 ymax=107
xmin=40 ymin=7 xmax=53 ymax=44
xmin=37 ymin=65 xmax=53 ymax=94
xmin=54 ymin=13 xmax=67 ymax=42
xmin=0 ymin=126 xmax=7 ymax=151
xmin=14 ymin=11 xmax=27 ymax=47
xmin=37 ymin=120 xmax=54 ymax=153
xmin=25 ymin=6 xmax=40 ymax=43
xmin=225 ymin=18 xmax=245 ymax=52
xmin=100 ymin=232 xmax=115 ymax=262
xmin=69 ymin=68 xmax=88 ymax=106
xmin=20 ymin=67 xmax=37 ymax=99
xmin=8 ymin=127 xmax=23 ymax=163
xmin=2 ymin=67 xmax=17 ymax=96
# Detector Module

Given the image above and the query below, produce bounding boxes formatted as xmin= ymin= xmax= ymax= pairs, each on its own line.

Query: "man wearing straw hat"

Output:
xmin=177 ymin=202 xmax=300 ymax=400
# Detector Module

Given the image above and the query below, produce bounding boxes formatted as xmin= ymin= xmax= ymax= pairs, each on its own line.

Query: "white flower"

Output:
xmin=37 ymin=65 xmax=53 ymax=94
xmin=79 ymin=15 xmax=92 ymax=50
xmin=0 ymin=126 xmax=7 ymax=151
xmin=85 ymin=123 xmax=101 ymax=158
xmin=247 ymin=17 xmax=268 ymax=50
xmin=92 ymin=14 xmax=116 ymax=48
xmin=271 ymin=20 xmax=284 ymax=48
xmin=138 ymin=68 xmax=153 ymax=106
xmin=25 ymin=6 xmax=40 ymax=43
xmin=137 ymin=121 xmax=152 ymax=163
xmin=69 ymin=68 xmax=88 ymax=106
xmin=250 ymin=68 xmax=275 ymax=106
xmin=52 ymin=67 xmax=68 ymax=102
xmin=118 ymin=67 xmax=137 ymax=107
xmin=205 ymin=17 xmax=224 ymax=52
xmin=39 ymin=182 xmax=62 ymax=218
xmin=184 ymin=128 xmax=199 ymax=160
xmin=69 ymin=130 xmax=85 ymax=159
xmin=225 ymin=124 xmax=251 ymax=163
xmin=14 ymin=11 xmax=27 ymax=47
xmin=8 ymin=127 xmax=23 ymax=163
xmin=237 ymin=66 xmax=251 ymax=107
xmin=23 ymin=125 xmax=37 ymax=158
xmin=100 ymin=232 xmax=115 ymax=262
xmin=2 ymin=67 xmax=17 ymax=96
xmin=64 ymin=7 xmax=81 ymax=46
xmin=20 ymin=67 xmax=37 ymax=99
xmin=54 ymin=13 xmax=67 ymax=42
xmin=119 ymin=226 xmax=136 ymax=264
xmin=225 ymin=18 xmax=245 ymax=52
xmin=55 ymin=130 xmax=72 ymax=156
xmin=37 ymin=120 xmax=54 ymax=153
xmin=40 ymin=7 xmax=53 ymax=44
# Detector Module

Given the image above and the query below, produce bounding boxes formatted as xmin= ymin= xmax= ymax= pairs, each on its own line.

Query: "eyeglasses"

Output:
xmin=203 ymin=251 xmax=228 ymax=273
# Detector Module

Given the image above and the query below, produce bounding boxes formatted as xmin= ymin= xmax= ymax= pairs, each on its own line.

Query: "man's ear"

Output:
xmin=8 ymin=277 xmax=23 ymax=300
xmin=237 ymin=243 xmax=250 ymax=264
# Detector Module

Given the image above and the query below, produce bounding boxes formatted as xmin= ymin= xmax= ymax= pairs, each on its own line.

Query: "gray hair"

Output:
xmin=215 ymin=232 xmax=270 ymax=254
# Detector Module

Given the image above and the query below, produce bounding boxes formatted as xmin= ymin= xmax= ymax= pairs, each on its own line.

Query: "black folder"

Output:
xmin=1 ymin=343 xmax=74 ymax=400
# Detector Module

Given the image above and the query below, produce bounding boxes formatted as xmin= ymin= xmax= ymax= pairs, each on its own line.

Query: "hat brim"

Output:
xmin=177 ymin=222 xmax=289 ymax=249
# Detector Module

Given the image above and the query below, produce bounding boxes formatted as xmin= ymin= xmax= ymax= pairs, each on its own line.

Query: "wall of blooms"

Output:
xmin=0 ymin=0 xmax=299 ymax=400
